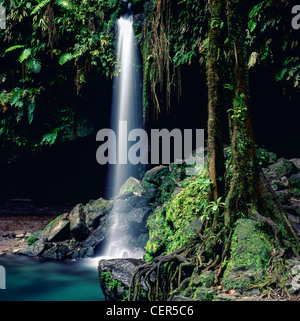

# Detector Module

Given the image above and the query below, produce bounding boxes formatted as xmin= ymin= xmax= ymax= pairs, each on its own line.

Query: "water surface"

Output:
xmin=0 ymin=254 xmax=104 ymax=301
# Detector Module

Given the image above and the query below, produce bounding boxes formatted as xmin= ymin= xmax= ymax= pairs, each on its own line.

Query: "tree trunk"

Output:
xmin=224 ymin=0 xmax=299 ymax=252
xmin=206 ymin=0 xmax=226 ymax=203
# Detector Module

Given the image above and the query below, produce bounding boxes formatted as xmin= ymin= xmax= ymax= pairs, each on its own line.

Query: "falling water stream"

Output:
xmin=100 ymin=6 xmax=144 ymax=259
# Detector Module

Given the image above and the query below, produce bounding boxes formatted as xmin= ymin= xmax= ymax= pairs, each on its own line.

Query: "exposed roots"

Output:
xmin=129 ymin=223 xmax=233 ymax=301
xmin=128 ymin=250 xmax=195 ymax=301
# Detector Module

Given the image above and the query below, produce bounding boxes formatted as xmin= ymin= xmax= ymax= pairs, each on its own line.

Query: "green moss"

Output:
xmin=101 ymin=271 xmax=129 ymax=301
xmin=27 ymin=231 xmax=41 ymax=245
xmin=222 ymin=218 xmax=273 ymax=291
xmin=43 ymin=214 xmax=64 ymax=231
xmin=145 ymin=170 xmax=210 ymax=261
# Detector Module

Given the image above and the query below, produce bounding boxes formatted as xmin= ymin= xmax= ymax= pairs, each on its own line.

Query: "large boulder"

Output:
xmin=98 ymin=258 xmax=145 ymax=301
xmin=290 ymin=158 xmax=300 ymax=169
xmin=289 ymin=173 xmax=300 ymax=189
xmin=142 ymin=165 xmax=168 ymax=186
xmin=222 ymin=218 xmax=273 ymax=291
xmin=119 ymin=177 xmax=143 ymax=195
xmin=67 ymin=204 xmax=90 ymax=241
xmin=42 ymin=214 xmax=70 ymax=242
xmin=84 ymin=198 xmax=113 ymax=230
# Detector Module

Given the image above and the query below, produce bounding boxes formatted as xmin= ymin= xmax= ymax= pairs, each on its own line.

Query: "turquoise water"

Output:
xmin=0 ymin=255 xmax=105 ymax=301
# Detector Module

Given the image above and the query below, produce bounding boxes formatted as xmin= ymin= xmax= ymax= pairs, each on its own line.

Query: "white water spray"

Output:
xmin=100 ymin=9 xmax=143 ymax=259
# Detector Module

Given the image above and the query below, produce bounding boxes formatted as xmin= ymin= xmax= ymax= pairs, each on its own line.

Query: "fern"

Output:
xmin=59 ymin=52 xmax=80 ymax=65
xmin=41 ymin=128 xmax=60 ymax=146
xmin=19 ymin=48 xmax=32 ymax=63
xmin=55 ymin=0 xmax=72 ymax=10
xmin=31 ymin=0 xmax=71 ymax=15
xmin=31 ymin=0 xmax=51 ymax=15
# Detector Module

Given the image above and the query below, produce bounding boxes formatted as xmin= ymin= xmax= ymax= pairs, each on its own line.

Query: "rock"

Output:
xmin=287 ymin=213 xmax=300 ymax=225
xmin=215 ymin=293 xmax=238 ymax=301
xmin=15 ymin=233 xmax=25 ymax=238
xmin=193 ymin=287 xmax=215 ymax=301
xmin=268 ymin=158 xmax=298 ymax=178
xmin=275 ymin=190 xmax=289 ymax=204
xmin=84 ymin=199 xmax=112 ymax=230
xmin=265 ymin=171 xmax=280 ymax=181
xmin=292 ymin=224 xmax=300 ymax=238
xmin=41 ymin=244 xmax=67 ymax=259
xmin=199 ymin=270 xmax=215 ymax=288
xmin=119 ymin=177 xmax=143 ymax=195
xmin=281 ymin=176 xmax=289 ymax=187
xmin=113 ymin=199 xmax=133 ymax=213
xmin=142 ymin=165 xmax=168 ymax=186
xmin=222 ymin=218 xmax=273 ymax=291
xmin=98 ymin=258 xmax=145 ymax=301
xmin=42 ymin=214 xmax=70 ymax=242
xmin=128 ymin=207 xmax=152 ymax=225
xmin=67 ymin=204 xmax=89 ymax=241
xmin=172 ymin=295 xmax=194 ymax=301
xmin=283 ymin=204 xmax=300 ymax=217
xmin=19 ymin=238 xmax=47 ymax=257
xmin=289 ymin=174 xmax=300 ymax=189
xmin=290 ymin=158 xmax=300 ymax=169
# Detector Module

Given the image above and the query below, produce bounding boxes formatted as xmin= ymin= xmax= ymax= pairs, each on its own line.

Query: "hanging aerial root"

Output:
xmin=128 ymin=251 xmax=195 ymax=301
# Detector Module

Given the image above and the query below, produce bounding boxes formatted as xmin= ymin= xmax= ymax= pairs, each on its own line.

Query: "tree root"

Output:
xmin=128 ymin=251 xmax=194 ymax=301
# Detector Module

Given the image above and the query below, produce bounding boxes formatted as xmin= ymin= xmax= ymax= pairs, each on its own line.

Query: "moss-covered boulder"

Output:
xmin=268 ymin=158 xmax=298 ymax=178
xmin=119 ymin=177 xmax=143 ymax=195
xmin=142 ymin=165 xmax=168 ymax=186
xmin=144 ymin=172 xmax=210 ymax=261
xmin=222 ymin=218 xmax=273 ymax=291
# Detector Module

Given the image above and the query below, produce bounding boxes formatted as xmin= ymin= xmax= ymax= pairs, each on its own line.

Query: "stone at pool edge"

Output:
xmin=98 ymin=258 xmax=145 ymax=301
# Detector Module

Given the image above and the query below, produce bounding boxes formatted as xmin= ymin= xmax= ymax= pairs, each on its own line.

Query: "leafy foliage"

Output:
xmin=0 ymin=0 xmax=122 ymax=161
xmin=247 ymin=0 xmax=300 ymax=93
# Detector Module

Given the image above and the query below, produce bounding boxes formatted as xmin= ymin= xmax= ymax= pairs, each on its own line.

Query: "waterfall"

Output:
xmin=101 ymin=8 xmax=143 ymax=259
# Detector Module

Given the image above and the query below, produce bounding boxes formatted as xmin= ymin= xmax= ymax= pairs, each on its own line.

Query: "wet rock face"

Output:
xmin=98 ymin=258 xmax=145 ymax=301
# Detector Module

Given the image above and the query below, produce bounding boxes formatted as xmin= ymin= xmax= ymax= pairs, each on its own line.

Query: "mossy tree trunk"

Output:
xmin=206 ymin=0 xmax=226 ymax=203
xmin=224 ymin=0 xmax=256 ymax=225
xmin=224 ymin=0 xmax=299 ymax=253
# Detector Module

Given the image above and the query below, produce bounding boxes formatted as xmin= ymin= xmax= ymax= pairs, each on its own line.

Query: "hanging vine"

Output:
xmin=142 ymin=0 xmax=178 ymax=120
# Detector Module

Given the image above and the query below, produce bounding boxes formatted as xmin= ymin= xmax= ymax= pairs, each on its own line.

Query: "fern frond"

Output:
xmin=19 ymin=48 xmax=32 ymax=63
xmin=31 ymin=0 xmax=51 ymax=15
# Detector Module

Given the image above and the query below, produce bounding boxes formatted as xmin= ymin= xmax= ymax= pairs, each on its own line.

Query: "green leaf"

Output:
xmin=248 ymin=20 xmax=257 ymax=33
xmin=28 ymin=112 xmax=34 ymax=124
xmin=41 ymin=128 xmax=60 ymax=146
xmin=5 ymin=45 xmax=25 ymax=54
xmin=19 ymin=48 xmax=32 ymax=63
